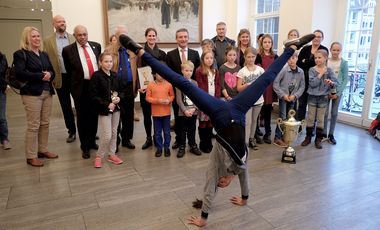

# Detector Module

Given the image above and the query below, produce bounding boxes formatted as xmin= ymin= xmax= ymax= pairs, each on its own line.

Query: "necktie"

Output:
xmin=181 ymin=48 xmax=187 ymax=63
xmin=82 ymin=45 xmax=94 ymax=78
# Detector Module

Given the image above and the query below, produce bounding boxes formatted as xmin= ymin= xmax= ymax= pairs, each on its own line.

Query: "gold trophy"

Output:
xmin=109 ymin=91 xmax=119 ymax=113
xmin=276 ymin=109 xmax=304 ymax=164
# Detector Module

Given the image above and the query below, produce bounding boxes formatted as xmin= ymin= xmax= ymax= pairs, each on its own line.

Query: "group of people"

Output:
xmin=0 ymin=15 xmax=349 ymax=227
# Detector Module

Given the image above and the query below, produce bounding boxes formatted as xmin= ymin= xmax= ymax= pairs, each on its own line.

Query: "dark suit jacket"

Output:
xmin=62 ymin=41 xmax=101 ymax=100
xmin=166 ymin=47 xmax=200 ymax=79
xmin=13 ymin=49 xmax=55 ymax=96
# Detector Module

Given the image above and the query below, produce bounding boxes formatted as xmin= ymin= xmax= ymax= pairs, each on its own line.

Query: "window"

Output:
xmin=341 ymin=0 xmax=377 ymax=116
xmin=254 ymin=0 xmax=280 ymax=51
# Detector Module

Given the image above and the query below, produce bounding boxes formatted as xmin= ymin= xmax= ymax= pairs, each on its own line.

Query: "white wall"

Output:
xmin=51 ymin=0 xmax=105 ymax=47
xmin=51 ymin=0 xmax=344 ymax=52
xmin=51 ymin=0 xmax=251 ymax=49
xmin=278 ymin=0 xmax=314 ymax=50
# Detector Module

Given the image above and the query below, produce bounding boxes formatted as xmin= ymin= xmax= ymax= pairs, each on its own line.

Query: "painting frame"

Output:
xmin=103 ymin=0 xmax=203 ymax=45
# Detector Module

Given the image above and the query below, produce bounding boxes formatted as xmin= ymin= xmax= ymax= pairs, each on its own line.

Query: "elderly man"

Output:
xmin=211 ymin=22 xmax=236 ymax=68
xmin=62 ymin=25 xmax=101 ymax=159
xmin=43 ymin=15 xmax=77 ymax=143
xmin=105 ymin=25 xmax=138 ymax=150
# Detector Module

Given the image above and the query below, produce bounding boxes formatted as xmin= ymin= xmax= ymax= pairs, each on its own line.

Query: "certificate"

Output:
xmin=137 ymin=66 xmax=154 ymax=89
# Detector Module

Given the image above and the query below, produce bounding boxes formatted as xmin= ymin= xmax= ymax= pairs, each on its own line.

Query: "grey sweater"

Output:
xmin=273 ymin=65 xmax=305 ymax=100
xmin=201 ymin=142 xmax=250 ymax=219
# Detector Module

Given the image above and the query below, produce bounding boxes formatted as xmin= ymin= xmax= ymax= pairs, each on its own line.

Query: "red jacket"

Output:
xmin=195 ymin=67 xmax=221 ymax=98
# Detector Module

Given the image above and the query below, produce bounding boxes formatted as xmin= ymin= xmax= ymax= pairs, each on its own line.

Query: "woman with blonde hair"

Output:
xmin=236 ymin=29 xmax=252 ymax=67
xmin=14 ymin=26 xmax=57 ymax=167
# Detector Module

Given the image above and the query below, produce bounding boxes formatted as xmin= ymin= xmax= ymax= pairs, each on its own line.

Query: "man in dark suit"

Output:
xmin=43 ymin=15 xmax=77 ymax=143
xmin=166 ymin=28 xmax=200 ymax=149
xmin=62 ymin=25 xmax=101 ymax=159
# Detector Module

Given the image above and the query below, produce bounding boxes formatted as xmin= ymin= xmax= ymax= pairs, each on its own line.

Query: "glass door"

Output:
xmin=340 ymin=0 xmax=380 ymax=126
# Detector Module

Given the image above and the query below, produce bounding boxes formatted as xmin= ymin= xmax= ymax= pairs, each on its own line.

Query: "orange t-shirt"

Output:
xmin=145 ymin=80 xmax=174 ymax=117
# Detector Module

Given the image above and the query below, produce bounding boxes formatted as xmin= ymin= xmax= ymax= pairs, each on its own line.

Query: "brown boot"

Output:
xmin=301 ymin=127 xmax=313 ymax=146
xmin=315 ymin=128 xmax=324 ymax=149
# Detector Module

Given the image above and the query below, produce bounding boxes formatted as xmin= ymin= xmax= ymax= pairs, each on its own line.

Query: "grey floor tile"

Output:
xmin=0 ymin=187 xmax=10 ymax=210
xmin=7 ymin=178 xmax=71 ymax=209
xmin=7 ymin=214 xmax=86 ymax=230
xmin=83 ymin=192 xmax=189 ymax=230
xmin=0 ymin=193 xmax=98 ymax=229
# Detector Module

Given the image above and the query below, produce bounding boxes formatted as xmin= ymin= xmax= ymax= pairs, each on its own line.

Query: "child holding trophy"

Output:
xmin=89 ymin=52 xmax=123 ymax=168
xmin=301 ymin=49 xmax=338 ymax=149
xmin=273 ymin=52 xmax=305 ymax=147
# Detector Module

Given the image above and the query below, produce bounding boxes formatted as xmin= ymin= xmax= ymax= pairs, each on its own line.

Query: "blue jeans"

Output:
xmin=0 ymin=92 xmax=8 ymax=142
xmin=323 ymin=95 xmax=342 ymax=135
xmin=153 ymin=115 xmax=171 ymax=150
xmin=141 ymin=47 xmax=295 ymax=131
xmin=275 ymin=99 xmax=297 ymax=139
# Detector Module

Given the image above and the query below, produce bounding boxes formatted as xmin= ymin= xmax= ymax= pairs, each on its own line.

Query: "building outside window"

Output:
xmin=341 ymin=0 xmax=378 ymax=117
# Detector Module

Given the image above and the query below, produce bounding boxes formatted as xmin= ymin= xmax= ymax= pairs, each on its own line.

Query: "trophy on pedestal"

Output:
xmin=277 ymin=109 xmax=304 ymax=164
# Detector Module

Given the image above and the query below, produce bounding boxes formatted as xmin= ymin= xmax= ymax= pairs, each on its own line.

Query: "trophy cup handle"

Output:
xmin=276 ymin=118 xmax=284 ymax=134
xmin=288 ymin=109 xmax=297 ymax=118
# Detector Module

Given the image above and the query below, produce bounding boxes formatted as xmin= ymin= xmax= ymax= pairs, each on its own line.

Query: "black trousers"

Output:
xmin=140 ymin=92 xmax=152 ymax=138
xmin=73 ymin=81 xmax=97 ymax=152
xmin=261 ymin=104 xmax=273 ymax=135
xmin=177 ymin=115 xmax=197 ymax=147
xmin=56 ymin=73 xmax=76 ymax=135
xmin=118 ymin=83 xmax=135 ymax=144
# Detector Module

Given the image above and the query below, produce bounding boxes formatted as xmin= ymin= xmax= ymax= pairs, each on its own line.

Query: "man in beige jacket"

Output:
xmin=43 ymin=15 xmax=77 ymax=143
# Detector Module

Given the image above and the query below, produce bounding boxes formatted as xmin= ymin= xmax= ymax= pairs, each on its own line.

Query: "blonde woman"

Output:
xmin=236 ymin=29 xmax=252 ymax=67
xmin=14 ymin=27 xmax=57 ymax=167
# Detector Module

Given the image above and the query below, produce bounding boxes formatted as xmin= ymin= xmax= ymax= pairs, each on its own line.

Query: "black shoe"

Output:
xmin=256 ymin=129 xmax=264 ymax=137
xmin=248 ymin=138 xmax=258 ymax=150
xmin=189 ymin=145 xmax=202 ymax=156
xmin=119 ymin=34 xmax=143 ymax=55
xmin=142 ymin=137 xmax=153 ymax=150
xmin=82 ymin=151 xmax=90 ymax=159
xmin=255 ymin=135 xmax=263 ymax=144
xmin=177 ymin=147 xmax=185 ymax=158
xmin=164 ymin=148 xmax=171 ymax=157
xmin=90 ymin=144 xmax=99 ymax=150
xmin=284 ymin=33 xmax=316 ymax=49
xmin=328 ymin=134 xmax=337 ymax=145
xmin=171 ymin=141 xmax=179 ymax=149
xmin=263 ymin=135 xmax=272 ymax=144
xmin=122 ymin=140 xmax=135 ymax=149
xmin=155 ymin=149 xmax=162 ymax=157
xmin=66 ymin=133 xmax=76 ymax=143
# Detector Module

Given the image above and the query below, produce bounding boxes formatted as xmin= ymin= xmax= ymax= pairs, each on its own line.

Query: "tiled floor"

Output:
xmin=0 ymin=90 xmax=379 ymax=230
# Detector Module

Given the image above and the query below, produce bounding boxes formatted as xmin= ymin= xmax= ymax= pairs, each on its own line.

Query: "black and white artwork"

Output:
xmin=105 ymin=0 xmax=202 ymax=43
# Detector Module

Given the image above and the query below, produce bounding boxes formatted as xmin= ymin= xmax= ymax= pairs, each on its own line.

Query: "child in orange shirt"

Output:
xmin=146 ymin=72 xmax=175 ymax=157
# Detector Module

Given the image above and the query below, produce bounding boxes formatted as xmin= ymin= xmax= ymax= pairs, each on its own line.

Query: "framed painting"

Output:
xmin=103 ymin=0 xmax=202 ymax=44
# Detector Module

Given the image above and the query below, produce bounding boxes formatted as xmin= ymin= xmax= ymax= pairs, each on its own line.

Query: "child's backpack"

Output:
xmin=369 ymin=112 xmax=380 ymax=140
